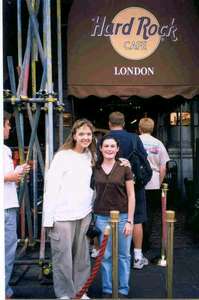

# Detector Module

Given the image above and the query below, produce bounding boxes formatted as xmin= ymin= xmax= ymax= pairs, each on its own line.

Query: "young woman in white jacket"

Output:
xmin=43 ymin=119 xmax=96 ymax=300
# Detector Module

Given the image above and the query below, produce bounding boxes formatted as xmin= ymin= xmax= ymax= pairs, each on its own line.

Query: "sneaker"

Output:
xmin=59 ymin=296 xmax=70 ymax=299
xmin=133 ymin=255 xmax=149 ymax=269
xmin=81 ymin=293 xmax=90 ymax=299
xmin=91 ymin=248 xmax=99 ymax=258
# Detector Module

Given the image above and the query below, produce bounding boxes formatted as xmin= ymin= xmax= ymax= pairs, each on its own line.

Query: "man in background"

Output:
xmin=108 ymin=111 xmax=149 ymax=269
xmin=138 ymin=117 xmax=170 ymax=249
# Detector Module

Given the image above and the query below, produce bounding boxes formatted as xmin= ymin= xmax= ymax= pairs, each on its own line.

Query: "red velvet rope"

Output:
xmin=75 ymin=231 xmax=110 ymax=299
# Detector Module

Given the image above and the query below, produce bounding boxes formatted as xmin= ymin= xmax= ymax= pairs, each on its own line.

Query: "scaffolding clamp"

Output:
xmin=11 ymin=96 xmax=17 ymax=105
xmin=56 ymin=102 xmax=65 ymax=112
xmin=31 ymin=103 xmax=37 ymax=112
xmin=20 ymin=95 xmax=29 ymax=101
xmin=3 ymin=89 xmax=13 ymax=98
xmin=47 ymin=96 xmax=57 ymax=103
xmin=43 ymin=104 xmax=49 ymax=112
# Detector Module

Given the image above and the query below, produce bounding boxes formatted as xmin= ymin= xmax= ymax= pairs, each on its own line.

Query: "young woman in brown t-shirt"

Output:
xmin=93 ymin=134 xmax=135 ymax=298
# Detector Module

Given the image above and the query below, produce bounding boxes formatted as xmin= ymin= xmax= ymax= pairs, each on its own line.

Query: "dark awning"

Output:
xmin=67 ymin=0 xmax=199 ymax=99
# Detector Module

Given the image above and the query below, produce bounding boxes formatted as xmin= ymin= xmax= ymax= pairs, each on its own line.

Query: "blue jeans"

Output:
xmin=5 ymin=208 xmax=18 ymax=297
xmin=95 ymin=214 xmax=132 ymax=295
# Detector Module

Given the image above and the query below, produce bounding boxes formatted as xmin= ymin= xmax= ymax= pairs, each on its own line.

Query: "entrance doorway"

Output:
xmin=72 ymin=95 xmax=194 ymax=207
xmin=72 ymin=95 xmax=183 ymax=134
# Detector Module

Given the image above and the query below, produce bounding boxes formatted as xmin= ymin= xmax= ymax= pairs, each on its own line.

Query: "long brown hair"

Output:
xmin=60 ymin=118 xmax=96 ymax=165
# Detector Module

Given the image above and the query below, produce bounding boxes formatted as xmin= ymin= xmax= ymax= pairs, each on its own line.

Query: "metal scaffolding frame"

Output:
xmin=3 ymin=0 xmax=67 ymax=265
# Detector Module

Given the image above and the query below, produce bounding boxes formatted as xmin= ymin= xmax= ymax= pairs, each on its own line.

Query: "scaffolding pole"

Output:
xmin=5 ymin=0 xmax=61 ymax=264
xmin=57 ymin=0 xmax=64 ymax=146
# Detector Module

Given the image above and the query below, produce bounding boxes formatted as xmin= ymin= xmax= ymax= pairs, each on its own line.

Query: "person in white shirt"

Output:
xmin=3 ymin=111 xmax=30 ymax=299
xmin=43 ymin=119 xmax=96 ymax=300
xmin=138 ymin=117 xmax=170 ymax=249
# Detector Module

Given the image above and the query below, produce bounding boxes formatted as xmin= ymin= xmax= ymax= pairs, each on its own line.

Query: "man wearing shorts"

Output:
xmin=108 ymin=111 xmax=149 ymax=269
xmin=139 ymin=117 xmax=170 ymax=249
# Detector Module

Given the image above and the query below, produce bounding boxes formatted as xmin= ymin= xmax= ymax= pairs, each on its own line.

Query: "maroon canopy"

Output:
xmin=67 ymin=0 xmax=199 ymax=99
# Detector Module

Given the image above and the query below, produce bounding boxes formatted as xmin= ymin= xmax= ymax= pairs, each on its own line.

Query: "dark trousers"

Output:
xmin=143 ymin=189 xmax=161 ymax=250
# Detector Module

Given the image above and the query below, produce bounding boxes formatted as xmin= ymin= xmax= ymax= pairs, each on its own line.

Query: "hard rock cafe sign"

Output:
xmin=90 ymin=7 xmax=178 ymax=60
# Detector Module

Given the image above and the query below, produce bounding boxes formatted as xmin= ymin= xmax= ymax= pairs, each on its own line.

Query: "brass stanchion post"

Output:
xmin=166 ymin=210 xmax=176 ymax=299
xmin=157 ymin=183 xmax=168 ymax=267
xmin=110 ymin=210 xmax=119 ymax=299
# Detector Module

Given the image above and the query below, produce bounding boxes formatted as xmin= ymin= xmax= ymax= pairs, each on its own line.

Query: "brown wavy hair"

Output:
xmin=60 ymin=118 xmax=96 ymax=165
xmin=96 ymin=134 xmax=120 ymax=168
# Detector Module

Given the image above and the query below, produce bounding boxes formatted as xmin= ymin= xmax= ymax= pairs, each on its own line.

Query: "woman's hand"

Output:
xmin=123 ymin=222 xmax=133 ymax=236
xmin=119 ymin=158 xmax=131 ymax=168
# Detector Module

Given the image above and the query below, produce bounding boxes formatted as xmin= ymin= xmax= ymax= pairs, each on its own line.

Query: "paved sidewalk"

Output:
xmin=88 ymin=247 xmax=199 ymax=299
xmin=12 ymin=246 xmax=199 ymax=299
xmin=11 ymin=210 xmax=199 ymax=299
xmin=129 ymin=248 xmax=199 ymax=299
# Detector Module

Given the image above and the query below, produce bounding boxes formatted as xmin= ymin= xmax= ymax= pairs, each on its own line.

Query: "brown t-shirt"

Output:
xmin=93 ymin=161 xmax=133 ymax=215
